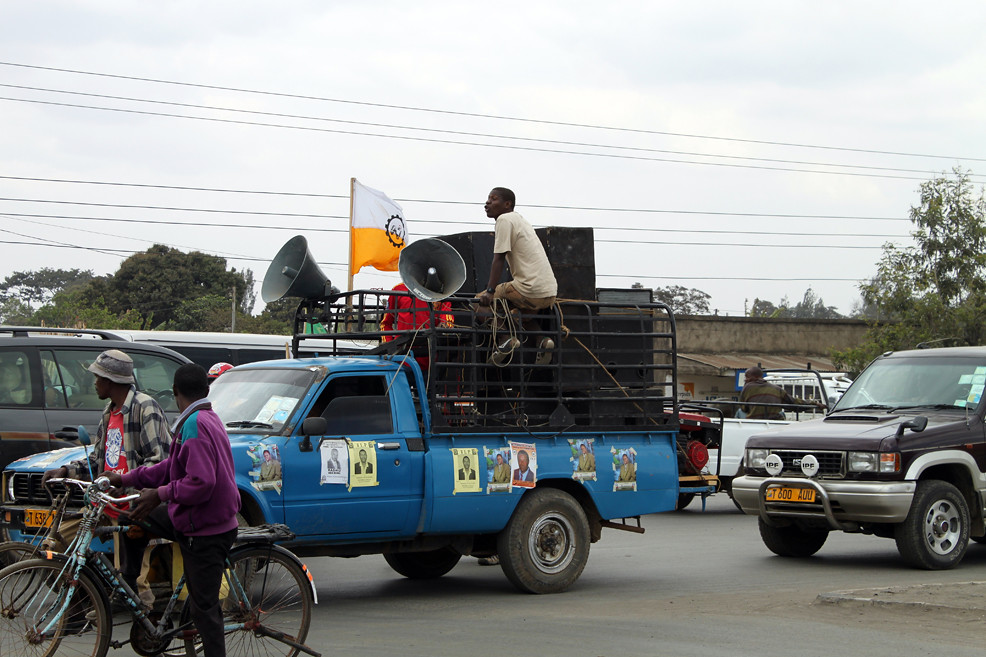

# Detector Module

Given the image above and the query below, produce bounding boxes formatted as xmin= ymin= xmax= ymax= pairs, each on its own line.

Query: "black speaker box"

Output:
xmin=438 ymin=226 xmax=595 ymax=300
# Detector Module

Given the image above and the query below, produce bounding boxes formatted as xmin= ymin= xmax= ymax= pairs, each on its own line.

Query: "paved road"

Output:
xmin=106 ymin=495 xmax=986 ymax=657
xmin=301 ymin=495 xmax=986 ymax=657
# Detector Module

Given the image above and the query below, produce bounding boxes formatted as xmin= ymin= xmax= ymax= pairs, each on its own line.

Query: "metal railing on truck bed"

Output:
xmin=289 ymin=289 xmax=679 ymax=434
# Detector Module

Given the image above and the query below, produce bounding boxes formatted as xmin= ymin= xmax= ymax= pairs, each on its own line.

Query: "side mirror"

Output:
xmin=299 ymin=417 xmax=327 ymax=452
xmin=895 ymin=416 xmax=928 ymax=439
xmin=77 ymin=425 xmax=91 ymax=446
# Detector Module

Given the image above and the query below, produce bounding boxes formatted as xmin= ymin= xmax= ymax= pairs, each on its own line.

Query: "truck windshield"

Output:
xmin=209 ymin=368 xmax=317 ymax=433
xmin=835 ymin=356 xmax=986 ymax=412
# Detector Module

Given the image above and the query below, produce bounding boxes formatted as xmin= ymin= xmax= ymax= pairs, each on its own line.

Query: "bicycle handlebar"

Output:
xmin=45 ymin=476 xmax=141 ymax=506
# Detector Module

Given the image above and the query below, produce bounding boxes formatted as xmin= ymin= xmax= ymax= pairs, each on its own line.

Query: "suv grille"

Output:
xmin=770 ymin=449 xmax=845 ymax=478
xmin=7 ymin=472 xmax=85 ymax=507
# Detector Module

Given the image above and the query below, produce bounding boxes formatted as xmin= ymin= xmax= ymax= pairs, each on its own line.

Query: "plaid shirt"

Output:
xmin=66 ymin=387 xmax=170 ymax=479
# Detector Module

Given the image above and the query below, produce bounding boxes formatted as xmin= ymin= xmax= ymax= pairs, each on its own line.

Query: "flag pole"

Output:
xmin=347 ymin=177 xmax=356 ymax=292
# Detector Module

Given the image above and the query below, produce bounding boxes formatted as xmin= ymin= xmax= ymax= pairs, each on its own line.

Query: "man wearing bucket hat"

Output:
xmin=42 ymin=349 xmax=171 ymax=606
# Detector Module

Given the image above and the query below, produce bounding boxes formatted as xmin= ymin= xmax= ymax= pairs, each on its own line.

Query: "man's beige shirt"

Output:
xmin=492 ymin=212 xmax=558 ymax=298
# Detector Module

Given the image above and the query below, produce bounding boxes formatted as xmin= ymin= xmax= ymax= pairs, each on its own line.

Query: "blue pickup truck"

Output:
xmin=1 ymin=290 xmax=719 ymax=593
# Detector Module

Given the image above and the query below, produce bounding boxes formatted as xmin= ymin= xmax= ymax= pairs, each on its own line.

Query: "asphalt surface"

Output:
xmin=98 ymin=494 xmax=986 ymax=657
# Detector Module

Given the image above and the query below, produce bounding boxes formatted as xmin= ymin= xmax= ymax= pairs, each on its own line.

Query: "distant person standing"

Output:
xmin=739 ymin=366 xmax=801 ymax=420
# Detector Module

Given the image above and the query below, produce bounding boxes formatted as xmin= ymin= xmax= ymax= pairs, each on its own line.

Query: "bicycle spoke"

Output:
xmin=0 ymin=560 xmax=111 ymax=657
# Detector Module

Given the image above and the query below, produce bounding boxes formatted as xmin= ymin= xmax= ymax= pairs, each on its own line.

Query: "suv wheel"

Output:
xmin=895 ymin=480 xmax=969 ymax=570
xmin=758 ymin=517 xmax=828 ymax=557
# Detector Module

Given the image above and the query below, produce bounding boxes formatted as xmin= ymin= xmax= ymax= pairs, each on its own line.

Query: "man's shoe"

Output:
xmin=488 ymin=337 xmax=520 ymax=366
xmin=535 ymin=337 xmax=555 ymax=365
xmin=477 ymin=555 xmax=500 ymax=566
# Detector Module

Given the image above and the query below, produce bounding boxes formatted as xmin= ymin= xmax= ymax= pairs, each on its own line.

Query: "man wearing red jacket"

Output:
xmin=107 ymin=363 xmax=240 ymax=657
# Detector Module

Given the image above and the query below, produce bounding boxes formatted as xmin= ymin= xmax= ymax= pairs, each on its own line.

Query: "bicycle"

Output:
xmin=0 ymin=476 xmax=320 ymax=657
xmin=0 ymin=487 xmax=73 ymax=569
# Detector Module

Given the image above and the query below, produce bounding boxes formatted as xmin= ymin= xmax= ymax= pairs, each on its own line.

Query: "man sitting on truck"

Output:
xmin=475 ymin=187 xmax=558 ymax=364
xmin=739 ymin=366 xmax=802 ymax=420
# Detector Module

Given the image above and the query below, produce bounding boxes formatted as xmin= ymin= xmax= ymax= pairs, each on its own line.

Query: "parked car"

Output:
xmin=0 ymin=327 xmax=190 ymax=472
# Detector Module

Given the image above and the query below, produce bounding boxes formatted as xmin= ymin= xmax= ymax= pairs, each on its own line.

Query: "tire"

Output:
xmin=971 ymin=535 xmax=986 ymax=545
xmin=0 ymin=541 xmax=44 ymax=569
xmin=384 ymin=548 xmax=461 ymax=579
xmin=0 ymin=558 xmax=111 ymax=657
xmin=895 ymin=480 xmax=970 ymax=570
xmin=497 ymin=488 xmax=590 ymax=594
xmin=758 ymin=517 xmax=828 ymax=557
xmin=676 ymin=493 xmax=695 ymax=511
xmin=184 ymin=546 xmax=313 ymax=657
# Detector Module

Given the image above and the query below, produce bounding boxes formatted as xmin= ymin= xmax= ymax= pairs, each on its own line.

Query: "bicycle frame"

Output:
xmin=19 ymin=477 xmax=320 ymax=656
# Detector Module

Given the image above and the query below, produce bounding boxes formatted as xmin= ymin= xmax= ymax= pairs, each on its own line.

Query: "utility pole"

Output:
xmin=231 ymin=285 xmax=237 ymax=333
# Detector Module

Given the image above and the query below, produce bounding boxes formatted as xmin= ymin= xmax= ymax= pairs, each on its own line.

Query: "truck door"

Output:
xmin=280 ymin=373 xmax=425 ymax=539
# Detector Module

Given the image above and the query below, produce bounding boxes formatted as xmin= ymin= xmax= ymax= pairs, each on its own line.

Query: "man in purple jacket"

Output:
xmin=106 ymin=363 xmax=239 ymax=657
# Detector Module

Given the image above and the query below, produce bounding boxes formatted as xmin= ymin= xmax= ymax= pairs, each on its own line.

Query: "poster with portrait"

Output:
xmin=348 ymin=440 xmax=378 ymax=490
xmin=319 ymin=438 xmax=348 ymax=485
xmin=247 ymin=443 xmax=283 ymax=494
xmin=569 ymin=438 xmax=596 ymax=482
xmin=510 ymin=441 xmax=537 ymax=489
xmin=611 ymin=446 xmax=637 ymax=492
xmin=451 ymin=447 xmax=481 ymax=494
xmin=485 ymin=446 xmax=512 ymax=493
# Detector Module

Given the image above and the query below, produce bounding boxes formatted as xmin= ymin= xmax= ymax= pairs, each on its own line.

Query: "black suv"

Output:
xmin=0 ymin=327 xmax=190 ymax=471
xmin=733 ymin=346 xmax=986 ymax=570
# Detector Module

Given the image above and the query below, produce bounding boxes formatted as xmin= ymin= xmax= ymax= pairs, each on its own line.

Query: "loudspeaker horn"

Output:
xmin=262 ymin=235 xmax=332 ymax=303
xmin=398 ymin=238 xmax=467 ymax=302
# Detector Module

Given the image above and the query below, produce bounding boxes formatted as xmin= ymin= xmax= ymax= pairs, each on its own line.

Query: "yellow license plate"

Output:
xmin=24 ymin=509 xmax=56 ymax=528
xmin=765 ymin=486 xmax=816 ymax=503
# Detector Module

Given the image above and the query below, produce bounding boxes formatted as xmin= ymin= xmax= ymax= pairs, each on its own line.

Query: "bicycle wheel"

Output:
xmin=0 ymin=541 xmax=45 ymax=569
xmin=182 ymin=545 xmax=313 ymax=657
xmin=0 ymin=558 xmax=111 ymax=657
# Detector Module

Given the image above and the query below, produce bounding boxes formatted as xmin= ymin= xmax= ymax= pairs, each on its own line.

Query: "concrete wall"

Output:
xmin=673 ymin=315 xmax=870 ymax=402
xmin=677 ymin=315 xmax=870 ymax=356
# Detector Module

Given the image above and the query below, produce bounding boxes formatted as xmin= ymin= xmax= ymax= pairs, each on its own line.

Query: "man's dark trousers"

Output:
xmin=122 ymin=505 xmax=237 ymax=657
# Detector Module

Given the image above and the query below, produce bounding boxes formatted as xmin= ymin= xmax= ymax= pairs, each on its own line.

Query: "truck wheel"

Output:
xmin=497 ymin=488 xmax=590 ymax=594
xmin=676 ymin=493 xmax=695 ymax=511
xmin=384 ymin=548 xmax=461 ymax=579
xmin=758 ymin=517 xmax=828 ymax=557
xmin=894 ymin=480 xmax=969 ymax=570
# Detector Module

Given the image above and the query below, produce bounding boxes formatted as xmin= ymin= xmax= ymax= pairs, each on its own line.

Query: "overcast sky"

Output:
xmin=2 ymin=1 xmax=984 ymax=317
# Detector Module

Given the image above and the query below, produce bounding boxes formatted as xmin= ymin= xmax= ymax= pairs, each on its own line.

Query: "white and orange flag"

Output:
xmin=349 ymin=179 xmax=407 ymax=276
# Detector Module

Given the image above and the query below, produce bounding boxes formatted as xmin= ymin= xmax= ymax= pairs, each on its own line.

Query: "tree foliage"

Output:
xmin=31 ymin=288 xmax=144 ymax=330
xmin=100 ymin=245 xmax=251 ymax=329
xmin=833 ymin=170 xmax=986 ymax=373
xmin=0 ymin=268 xmax=94 ymax=307
xmin=630 ymin=284 xmax=712 ymax=315
xmin=750 ymin=288 xmax=842 ymax=319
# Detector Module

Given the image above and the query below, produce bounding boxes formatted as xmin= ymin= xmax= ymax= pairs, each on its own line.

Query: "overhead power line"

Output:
xmin=0 ymin=95 xmax=955 ymax=182
xmin=0 ymin=211 xmax=909 ymax=239
xmin=0 ymin=178 xmax=912 ymax=221
xmin=2 ymin=60 xmax=983 ymax=163
xmin=0 ymin=240 xmax=866 ymax=282
xmin=0 ymin=83 xmax=967 ymax=179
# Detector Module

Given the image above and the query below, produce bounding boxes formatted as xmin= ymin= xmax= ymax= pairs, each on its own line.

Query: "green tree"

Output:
xmin=652 ymin=285 xmax=711 ymax=315
xmin=0 ymin=297 xmax=34 ymax=324
xmin=100 ymin=245 xmax=252 ymax=329
xmin=749 ymin=289 xmax=841 ymax=319
xmin=833 ymin=170 xmax=986 ymax=373
xmin=162 ymin=294 xmax=235 ymax=332
xmin=238 ymin=298 xmax=296 ymax=335
xmin=0 ymin=268 xmax=94 ymax=307
xmin=32 ymin=288 xmax=144 ymax=329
